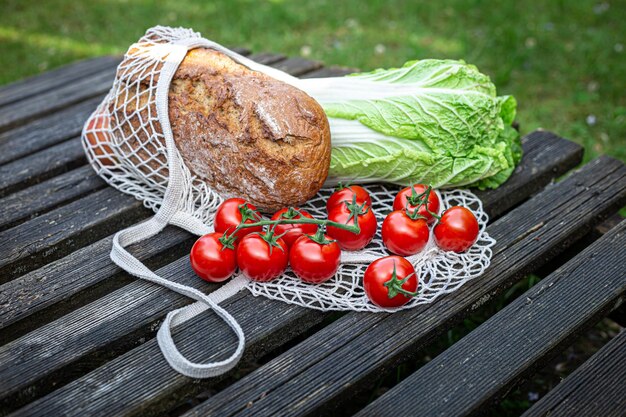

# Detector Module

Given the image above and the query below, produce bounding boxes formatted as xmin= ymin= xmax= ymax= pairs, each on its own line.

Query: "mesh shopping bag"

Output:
xmin=82 ymin=26 xmax=495 ymax=378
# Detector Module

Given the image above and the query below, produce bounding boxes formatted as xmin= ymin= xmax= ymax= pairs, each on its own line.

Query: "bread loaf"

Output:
xmin=114 ymin=48 xmax=331 ymax=212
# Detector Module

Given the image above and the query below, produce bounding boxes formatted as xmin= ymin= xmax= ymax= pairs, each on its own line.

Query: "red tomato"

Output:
xmin=326 ymin=185 xmax=372 ymax=212
xmin=326 ymin=202 xmax=377 ymax=251
xmin=382 ymin=210 xmax=430 ymax=256
xmin=270 ymin=208 xmax=317 ymax=248
xmin=363 ymin=256 xmax=418 ymax=308
xmin=393 ymin=184 xmax=440 ymax=224
xmin=214 ymin=198 xmax=263 ymax=240
xmin=236 ymin=232 xmax=288 ymax=282
xmin=189 ymin=233 xmax=237 ymax=283
xmin=85 ymin=113 xmax=115 ymax=166
xmin=289 ymin=234 xmax=341 ymax=284
xmin=434 ymin=206 xmax=479 ymax=252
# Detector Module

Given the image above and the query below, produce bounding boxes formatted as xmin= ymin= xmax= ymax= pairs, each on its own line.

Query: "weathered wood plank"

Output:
xmin=0 ymin=226 xmax=192 ymax=339
xmin=0 ymin=56 xmax=121 ymax=108
xmin=0 ymin=51 xmax=320 ymax=279
xmin=246 ymin=52 xmax=287 ymax=65
xmin=179 ymin=157 xmax=626 ymax=417
xmin=474 ymin=130 xmax=583 ymax=218
xmin=0 ymin=166 xmax=104 ymax=232
xmin=12 ymin=156 xmax=624 ymax=417
xmin=0 ymin=67 xmax=118 ymax=132
xmin=0 ymin=256 xmax=213 ymax=408
xmin=0 ymin=187 xmax=150 ymax=283
xmin=272 ymin=57 xmax=323 ymax=76
xmin=0 ymin=138 xmax=86 ymax=198
xmin=522 ymin=330 xmax=626 ymax=417
xmin=229 ymin=47 xmax=251 ymax=56
xmin=3 ymin=284 xmax=321 ymax=416
xmin=0 ymin=97 xmax=102 ymax=165
xmin=357 ymin=221 xmax=626 ymax=417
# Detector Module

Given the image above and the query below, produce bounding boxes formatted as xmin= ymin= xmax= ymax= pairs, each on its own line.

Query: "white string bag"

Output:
xmin=82 ymin=26 xmax=496 ymax=379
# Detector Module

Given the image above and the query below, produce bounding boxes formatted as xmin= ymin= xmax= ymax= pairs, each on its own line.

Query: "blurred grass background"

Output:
xmin=1 ymin=0 xmax=625 ymax=162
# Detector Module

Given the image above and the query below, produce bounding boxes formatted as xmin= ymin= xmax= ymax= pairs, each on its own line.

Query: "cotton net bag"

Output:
xmin=82 ymin=26 xmax=496 ymax=379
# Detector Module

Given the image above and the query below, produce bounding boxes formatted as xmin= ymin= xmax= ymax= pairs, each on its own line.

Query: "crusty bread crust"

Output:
xmin=113 ymin=47 xmax=331 ymax=212
xmin=169 ymin=48 xmax=331 ymax=211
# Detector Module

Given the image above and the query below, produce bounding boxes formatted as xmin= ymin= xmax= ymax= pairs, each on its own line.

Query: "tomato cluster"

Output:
xmin=190 ymin=185 xmax=377 ymax=285
xmin=369 ymin=184 xmax=480 ymax=308
xmin=382 ymin=184 xmax=479 ymax=256
xmin=189 ymin=183 xmax=480 ymax=309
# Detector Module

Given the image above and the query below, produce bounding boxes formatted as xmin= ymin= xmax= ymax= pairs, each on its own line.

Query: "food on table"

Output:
xmin=434 ymin=206 xmax=479 ymax=252
xmin=84 ymin=112 xmax=115 ymax=166
xmin=326 ymin=184 xmax=372 ymax=212
xmin=326 ymin=199 xmax=377 ymax=251
xmin=392 ymin=184 xmax=440 ymax=224
xmin=214 ymin=198 xmax=263 ymax=240
xmin=382 ymin=210 xmax=430 ymax=256
xmin=236 ymin=231 xmax=289 ymax=282
xmin=299 ymin=59 xmax=521 ymax=190
xmin=189 ymin=232 xmax=237 ymax=282
xmin=270 ymin=208 xmax=317 ymax=248
xmin=113 ymin=48 xmax=331 ymax=212
xmin=363 ymin=256 xmax=418 ymax=308
xmin=289 ymin=231 xmax=341 ymax=284
xmin=191 ymin=186 xmax=481 ymax=309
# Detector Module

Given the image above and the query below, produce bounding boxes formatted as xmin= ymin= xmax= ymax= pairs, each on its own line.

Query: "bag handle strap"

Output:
xmin=111 ymin=225 xmax=247 ymax=378
xmin=107 ymin=37 xmax=248 ymax=379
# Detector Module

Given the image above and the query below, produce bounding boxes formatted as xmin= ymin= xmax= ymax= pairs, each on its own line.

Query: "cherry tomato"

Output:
xmin=214 ymin=198 xmax=263 ymax=240
xmin=85 ymin=113 xmax=115 ymax=166
xmin=393 ymin=184 xmax=440 ymax=224
xmin=289 ymin=233 xmax=341 ymax=284
xmin=363 ymin=256 xmax=418 ymax=308
xmin=434 ymin=206 xmax=479 ymax=252
xmin=382 ymin=210 xmax=430 ymax=256
xmin=326 ymin=202 xmax=377 ymax=251
xmin=270 ymin=208 xmax=317 ymax=248
xmin=236 ymin=232 xmax=288 ymax=282
xmin=189 ymin=233 xmax=237 ymax=283
xmin=326 ymin=185 xmax=372 ymax=212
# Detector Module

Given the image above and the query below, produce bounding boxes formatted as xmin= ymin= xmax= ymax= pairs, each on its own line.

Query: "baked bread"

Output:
xmin=113 ymin=48 xmax=331 ymax=212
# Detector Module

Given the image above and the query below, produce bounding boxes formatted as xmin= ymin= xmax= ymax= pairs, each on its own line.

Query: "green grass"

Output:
xmin=2 ymin=0 xmax=625 ymax=162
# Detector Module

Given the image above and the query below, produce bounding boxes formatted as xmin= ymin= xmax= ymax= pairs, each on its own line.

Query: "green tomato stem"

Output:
xmin=383 ymin=261 xmax=418 ymax=299
xmin=235 ymin=217 xmax=361 ymax=234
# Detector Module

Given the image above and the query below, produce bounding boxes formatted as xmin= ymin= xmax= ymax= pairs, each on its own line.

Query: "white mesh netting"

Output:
xmin=247 ymin=186 xmax=495 ymax=312
xmin=81 ymin=26 xmax=496 ymax=378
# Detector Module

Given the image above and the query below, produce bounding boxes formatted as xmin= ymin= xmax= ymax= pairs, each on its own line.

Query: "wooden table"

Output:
xmin=0 ymin=51 xmax=625 ymax=417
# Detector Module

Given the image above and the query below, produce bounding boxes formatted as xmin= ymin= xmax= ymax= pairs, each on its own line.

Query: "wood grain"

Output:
xmin=0 ymin=97 xmax=102 ymax=165
xmin=0 ymin=56 xmax=121 ymax=108
xmin=0 ymin=138 xmax=86 ymax=198
xmin=522 ymin=329 xmax=626 ymax=417
xmin=474 ymin=130 xmax=583 ymax=218
xmin=0 ymin=68 xmax=118 ymax=132
xmin=357 ymin=221 xmax=626 ymax=417
xmin=0 ymin=48 xmax=249 ymax=131
xmin=0 ymin=226 xmax=192 ymax=338
xmin=0 ymin=166 xmax=105 ymax=232
xmin=0 ymin=187 xmax=150 ymax=282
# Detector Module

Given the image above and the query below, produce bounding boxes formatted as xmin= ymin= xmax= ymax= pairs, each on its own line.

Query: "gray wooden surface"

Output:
xmin=522 ymin=329 xmax=626 ymax=417
xmin=0 ymin=50 xmax=624 ymax=417
xmin=356 ymin=221 xmax=626 ymax=417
